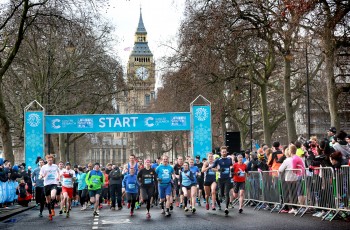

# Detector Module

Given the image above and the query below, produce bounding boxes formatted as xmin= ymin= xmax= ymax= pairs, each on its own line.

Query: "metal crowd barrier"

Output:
xmin=333 ymin=166 xmax=350 ymax=219
xmin=279 ymin=169 xmax=307 ymax=216
xmin=258 ymin=170 xmax=281 ymax=212
xmin=244 ymin=171 xmax=262 ymax=207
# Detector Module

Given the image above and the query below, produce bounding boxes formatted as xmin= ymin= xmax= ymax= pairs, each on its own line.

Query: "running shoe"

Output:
xmin=228 ymin=203 xmax=233 ymax=209
xmin=165 ymin=211 xmax=171 ymax=217
xmin=239 ymin=209 xmax=243 ymax=214
xmin=64 ymin=206 xmax=67 ymax=213
xmin=59 ymin=210 xmax=63 ymax=215
xmin=218 ymin=205 xmax=222 ymax=211
xmin=280 ymin=209 xmax=289 ymax=213
xmin=176 ymin=201 xmax=179 ymax=207
xmin=66 ymin=212 xmax=70 ymax=218
xmin=192 ymin=207 xmax=196 ymax=213
xmin=93 ymin=211 xmax=99 ymax=216
xmin=51 ymin=209 xmax=55 ymax=216
xmin=146 ymin=213 xmax=151 ymax=219
xmin=170 ymin=204 xmax=173 ymax=210
xmin=81 ymin=205 xmax=87 ymax=211
xmin=38 ymin=212 xmax=43 ymax=217
xmin=99 ymin=204 xmax=103 ymax=209
xmin=49 ymin=214 xmax=52 ymax=221
xmin=117 ymin=207 xmax=123 ymax=210
xmin=224 ymin=208 xmax=229 ymax=216
xmin=184 ymin=207 xmax=189 ymax=212
xmin=161 ymin=209 xmax=165 ymax=214
xmin=179 ymin=203 xmax=183 ymax=208
xmin=110 ymin=207 xmax=116 ymax=211
xmin=212 ymin=205 xmax=216 ymax=211
xmin=122 ymin=201 xmax=125 ymax=206
xmin=288 ymin=208 xmax=297 ymax=214
xmin=130 ymin=211 xmax=134 ymax=216
xmin=127 ymin=203 xmax=131 ymax=209
xmin=206 ymin=203 xmax=209 ymax=210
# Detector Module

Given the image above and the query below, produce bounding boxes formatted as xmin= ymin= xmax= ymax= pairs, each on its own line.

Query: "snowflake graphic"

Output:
xmin=26 ymin=130 xmax=43 ymax=153
xmin=27 ymin=113 xmax=41 ymax=127
xmin=195 ymin=107 xmax=208 ymax=121
xmin=194 ymin=124 xmax=211 ymax=146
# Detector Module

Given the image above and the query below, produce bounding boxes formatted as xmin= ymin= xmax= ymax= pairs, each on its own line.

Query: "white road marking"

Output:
xmin=102 ymin=219 xmax=131 ymax=224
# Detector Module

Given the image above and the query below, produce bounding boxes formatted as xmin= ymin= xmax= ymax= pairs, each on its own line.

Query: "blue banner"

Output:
xmin=192 ymin=106 xmax=212 ymax=161
xmin=25 ymin=111 xmax=44 ymax=169
xmin=45 ymin=113 xmax=191 ymax=133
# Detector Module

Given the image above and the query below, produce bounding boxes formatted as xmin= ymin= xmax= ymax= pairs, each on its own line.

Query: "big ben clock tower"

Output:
xmin=126 ymin=8 xmax=155 ymax=113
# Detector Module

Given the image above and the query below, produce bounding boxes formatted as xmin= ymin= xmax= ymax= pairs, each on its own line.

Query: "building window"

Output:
xmin=145 ymin=94 xmax=150 ymax=105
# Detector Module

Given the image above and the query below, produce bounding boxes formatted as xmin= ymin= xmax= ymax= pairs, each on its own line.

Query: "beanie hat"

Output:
xmin=12 ymin=165 xmax=19 ymax=172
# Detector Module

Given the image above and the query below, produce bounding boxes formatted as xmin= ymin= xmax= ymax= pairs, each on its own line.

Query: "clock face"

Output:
xmin=136 ymin=67 xmax=149 ymax=80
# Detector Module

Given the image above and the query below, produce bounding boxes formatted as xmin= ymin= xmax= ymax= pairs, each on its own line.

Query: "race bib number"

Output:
xmin=92 ymin=178 xmax=99 ymax=184
xmin=47 ymin=173 xmax=55 ymax=180
xmin=144 ymin=178 xmax=152 ymax=184
xmin=128 ymin=183 xmax=136 ymax=189
xmin=63 ymin=178 xmax=72 ymax=186
xmin=208 ymin=170 xmax=215 ymax=175
xmin=239 ymin=171 xmax=245 ymax=177
xmin=223 ymin=168 xmax=229 ymax=174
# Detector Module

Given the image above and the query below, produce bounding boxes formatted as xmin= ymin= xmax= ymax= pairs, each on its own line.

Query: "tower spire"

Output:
xmin=137 ymin=4 xmax=146 ymax=34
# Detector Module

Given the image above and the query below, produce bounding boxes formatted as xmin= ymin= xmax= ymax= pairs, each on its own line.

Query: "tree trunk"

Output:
xmin=260 ymin=83 xmax=272 ymax=146
xmin=284 ymin=57 xmax=297 ymax=143
xmin=0 ymin=86 xmax=14 ymax=163
xmin=323 ymin=29 xmax=340 ymax=130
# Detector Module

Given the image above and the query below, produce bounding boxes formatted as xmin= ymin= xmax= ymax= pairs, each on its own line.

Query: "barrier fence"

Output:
xmin=242 ymin=166 xmax=350 ymax=221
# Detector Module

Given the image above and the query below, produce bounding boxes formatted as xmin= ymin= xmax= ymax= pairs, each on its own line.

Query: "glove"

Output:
xmin=89 ymin=184 xmax=93 ymax=189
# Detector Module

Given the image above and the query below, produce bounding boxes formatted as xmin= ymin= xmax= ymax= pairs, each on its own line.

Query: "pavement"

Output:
xmin=0 ymin=203 xmax=36 ymax=221
xmin=0 ymin=202 xmax=349 ymax=230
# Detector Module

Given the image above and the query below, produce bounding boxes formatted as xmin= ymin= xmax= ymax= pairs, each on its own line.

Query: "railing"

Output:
xmin=242 ymin=166 xmax=350 ymax=221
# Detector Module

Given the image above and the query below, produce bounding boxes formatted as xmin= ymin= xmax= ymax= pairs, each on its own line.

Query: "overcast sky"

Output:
xmin=102 ymin=0 xmax=186 ymax=78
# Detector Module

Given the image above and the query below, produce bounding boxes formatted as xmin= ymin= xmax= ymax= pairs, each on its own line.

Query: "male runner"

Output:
xmin=31 ymin=158 xmax=45 ymax=217
xmin=210 ymin=146 xmax=233 ymax=216
xmin=39 ymin=155 xmax=59 ymax=221
xmin=86 ymin=163 xmax=105 ymax=216
xmin=194 ymin=155 xmax=204 ymax=206
xmin=155 ymin=155 xmax=174 ymax=217
xmin=60 ymin=162 xmax=76 ymax=217
xmin=173 ymin=156 xmax=184 ymax=207
xmin=57 ymin=161 xmax=64 ymax=214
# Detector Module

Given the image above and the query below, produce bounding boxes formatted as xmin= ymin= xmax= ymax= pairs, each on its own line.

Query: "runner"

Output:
xmin=60 ymin=162 xmax=76 ymax=218
xmin=39 ymin=154 xmax=59 ymax=221
xmin=155 ymin=155 xmax=174 ymax=217
xmin=31 ymin=158 xmax=45 ymax=217
xmin=109 ymin=164 xmax=123 ymax=210
xmin=189 ymin=158 xmax=200 ymax=213
xmin=210 ymin=146 xmax=233 ymax=216
xmin=85 ymin=163 xmax=105 ymax=216
xmin=174 ymin=156 xmax=184 ymax=208
xmin=194 ymin=155 xmax=204 ymax=206
xmin=57 ymin=161 xmax=64 ymax=215
xmin=122 ymin=167 xmax=139 ymax=216
xmin=202 ymin=152 xmax=217 ymax=210
xmin=232 ymin=154 xmax=248 ymax=213
xmin=137 ymin=159 xmax=156 ymax=218
xmin=77 ymin=166 xmax=88 ymax=211
xmin=179 ymin=162 xmax=196 ymax=213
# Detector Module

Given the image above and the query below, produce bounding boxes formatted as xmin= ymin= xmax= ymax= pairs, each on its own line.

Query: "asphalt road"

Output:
xmin=0 ymin=202 xmax=348 ymax=230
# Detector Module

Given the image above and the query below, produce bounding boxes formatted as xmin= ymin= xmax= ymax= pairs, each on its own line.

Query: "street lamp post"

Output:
xmin=249 ymin=81 xmax=253 ymax=151
xmin=305 ymin=45 xmax=311 ymax=138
